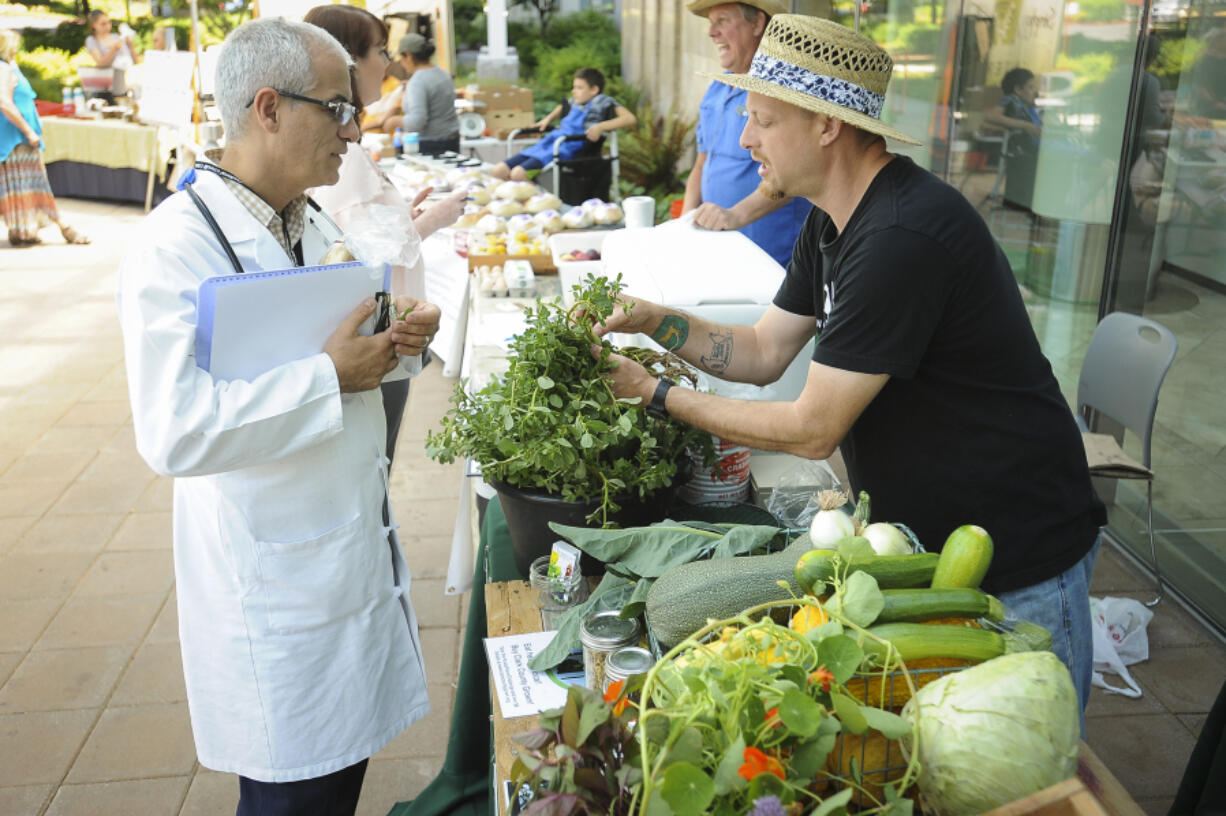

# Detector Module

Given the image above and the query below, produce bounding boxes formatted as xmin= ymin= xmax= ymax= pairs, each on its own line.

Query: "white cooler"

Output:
xmin=594 ymin=221 xmax=812 ymax=402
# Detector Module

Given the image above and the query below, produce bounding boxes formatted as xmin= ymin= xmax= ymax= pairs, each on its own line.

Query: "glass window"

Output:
xmin=861 ymin=0 xmax=1226 ymax=629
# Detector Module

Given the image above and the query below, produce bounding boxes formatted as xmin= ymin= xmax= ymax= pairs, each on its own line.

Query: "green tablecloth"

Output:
xmin=388 ymin=497 xmax=522 ymax=816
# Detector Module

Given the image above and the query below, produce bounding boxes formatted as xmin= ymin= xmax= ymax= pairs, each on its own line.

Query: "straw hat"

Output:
xmin=686 ymin=0 xmax=789 ymax=19
xmin=704 ymin=15 xmax=921 ymax=145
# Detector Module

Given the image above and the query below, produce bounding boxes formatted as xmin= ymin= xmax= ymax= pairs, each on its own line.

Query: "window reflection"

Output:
xmin=859 ymin=0 xmax=1226 ymax=630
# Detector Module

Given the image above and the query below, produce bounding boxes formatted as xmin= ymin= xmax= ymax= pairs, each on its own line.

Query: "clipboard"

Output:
xmin=196 ymin=261 xmax=391 ymax=382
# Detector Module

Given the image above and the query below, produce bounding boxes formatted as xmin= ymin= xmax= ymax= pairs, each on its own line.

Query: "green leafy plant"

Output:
xmin=617 ymin=100 xmax=696 ymax=202
xmin=510 ymin=683 xmax=643 ymax=816
xmin=16 ymin=46 xmax=76 ymax=101
xmin=426 ymin=274 xmax=714 ymax=527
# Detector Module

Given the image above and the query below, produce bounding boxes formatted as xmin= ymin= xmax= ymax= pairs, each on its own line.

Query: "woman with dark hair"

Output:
xmin=394 ymin=32 xmax=460 ymax=154
xmin=984 ymin=67 xmax=1041 ymax=209
xmin=305 ymin=5 xmax=464 ymax=468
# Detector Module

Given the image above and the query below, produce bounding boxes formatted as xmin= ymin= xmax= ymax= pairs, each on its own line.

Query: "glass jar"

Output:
xmin=578 ymin=611 xmax=642 ymax=691
xmin=528 ymin=554 xmax=588 ymax=631
xmin=602 ymin=645 xmax=655 ymax=700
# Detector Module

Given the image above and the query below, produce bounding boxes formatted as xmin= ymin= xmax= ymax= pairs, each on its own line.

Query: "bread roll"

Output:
xmin=525 ymin=192 xmax=563 ymax=214
xmin=561 ymin=206 xmax=594 ymax=229
xmin=488 ymin=199 xmax=525 ymax=217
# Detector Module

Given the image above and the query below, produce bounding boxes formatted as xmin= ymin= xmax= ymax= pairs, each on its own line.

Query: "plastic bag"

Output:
xmin=764 ymin=459 xmax=844 ymax=529
xmin=342 ymin=202 xmax=421 ymax=270
xmin=1090 ymin=595 xmax=1154 ymax=698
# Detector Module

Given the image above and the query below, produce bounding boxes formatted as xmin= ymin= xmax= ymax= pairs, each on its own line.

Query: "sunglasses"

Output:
xmin=246 ymin=89 xmax=357 ymax=127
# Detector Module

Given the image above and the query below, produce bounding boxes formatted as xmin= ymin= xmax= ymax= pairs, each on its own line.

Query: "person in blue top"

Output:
xmin=683 ymin=0 xmax=811 ymax=267
xmin=0 ymin=30 xmax=88 ymax=246
xmin=983 ymin=67 xmax=1043 ymax=211
xmin=490 ymin=68 xmax=636 ymax=182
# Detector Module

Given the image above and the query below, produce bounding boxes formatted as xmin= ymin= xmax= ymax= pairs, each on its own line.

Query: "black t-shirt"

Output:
xmin=773 ymin=155 xmax=1106 ymax=593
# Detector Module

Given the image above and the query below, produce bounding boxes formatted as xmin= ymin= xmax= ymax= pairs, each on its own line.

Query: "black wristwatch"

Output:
xmin=647 ymin=378 xmax=675 ymax=419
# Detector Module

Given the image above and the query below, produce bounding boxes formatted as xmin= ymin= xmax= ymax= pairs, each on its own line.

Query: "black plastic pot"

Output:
xmin=490 ymin=479 xmax=682 ymax=578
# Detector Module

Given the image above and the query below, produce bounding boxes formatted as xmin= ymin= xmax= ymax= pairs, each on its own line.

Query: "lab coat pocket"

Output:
xmin=253 ymin=513 xmax=383 ymax=634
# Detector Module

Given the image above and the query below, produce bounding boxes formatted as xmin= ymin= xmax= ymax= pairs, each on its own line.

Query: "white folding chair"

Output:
xmin=1076 ymin=312 xmax=1178 ymax=606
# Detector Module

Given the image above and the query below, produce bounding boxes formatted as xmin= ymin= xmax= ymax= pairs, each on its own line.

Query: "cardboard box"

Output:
xmin=468 ymin=253 xmax=556 ymax=274
xmin=470 ymin=85 xmax=534 ymax=112
xmin=486 ymin=109 xmax=536 ymax=139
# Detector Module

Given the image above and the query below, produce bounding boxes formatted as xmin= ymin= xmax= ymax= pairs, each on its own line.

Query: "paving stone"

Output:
xmin=179 ymin=770 xmax=237 ymax=816
xmin=0 ymin=552 xmax=96 ymax=601
xmin=374 ymin=683 xmax=455 ymax=760
xmin=36 ymin=595 xmax=164 ymax=650
xmin=1085 ymin=681 xmax=1166 ymax=718
xmin=0 ymin=477 xmax=69 ymax=517
xmin=107 ymin=512 xmax=172 ymax=551
xmin=393 ymin=497 xmax=465 ymax=539
xmin=145 ymin=595 xmax=179 ymax=645
xmin=55 ymin=400 xmax=132 ymax=429
xmin=43 ymin=776 xmax=189 ymax=816
xmin=401 ymin=534 xmax=455 ymax=580
xmin=0 ymin=784 xmax=53 ymax=815
xmin=0 ymin=515 xmax=36 ymax=554
xmin=1108 ymin=592 xmax=1221 ymax=648
xmin=110 ymin=643 xmax=186 ymax=706
xmin=1086 ymin=713 xmax=1196 ymax=800
xmin=0 ymin=709 xmax=97 ymax=785
xmin=67 ymin=703 xmax=196 ymax=783
xmin=14 ymin=512 xmax=125 ymax=555
xmin=411 ymin=578 xmax=462 ymax=629
xmin=418 ymin=627 xmax=460 ymax=686
xmin=356 ymin=758 xmax=442 ymax=816
xmin=75 ymin=550 xmax=174 ymax=597
xmin=48 ymin=472 xmax=154 ymax=515
xmin=1130 ymin=645 xmax=1226 ymax=713
xmin=1178 ymin=713 xmax=1209 ymax=739
xmin=1090 ymin=546 xmax=1154 ymax=593
xmin=133 ymin=477 xmax=173 ymax=512
xmin=0 ymin=652 xmax=22 ymax=686
xmin=2 ymin=450 xmax=96 ymax=483
xmin=0 ymin=598 xmax=63 ymax=651
xmin=0 ymin=645 xmax=133 ymax=713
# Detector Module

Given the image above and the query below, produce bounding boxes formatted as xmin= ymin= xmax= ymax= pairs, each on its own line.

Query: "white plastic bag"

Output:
xmin=1090 ymin=596 xmax=1154 ymax=698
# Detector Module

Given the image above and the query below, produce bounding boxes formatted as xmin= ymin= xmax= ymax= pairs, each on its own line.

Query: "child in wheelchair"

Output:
xmin=490 ymin=67 xmax=636 ymax=182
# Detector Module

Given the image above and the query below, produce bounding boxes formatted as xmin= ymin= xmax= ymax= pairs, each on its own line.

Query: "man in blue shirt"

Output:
xmin=683 ymin=0 xmax=811 ymax=267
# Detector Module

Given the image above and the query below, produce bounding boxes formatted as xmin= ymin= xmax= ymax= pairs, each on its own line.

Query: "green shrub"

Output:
xmin=20 ymin=20 xmax=89 ymax=54
xmin=617 ymin=99 xmax=695 ymax=202
xmin=16 ymin=46 xmax=76 ymax=101
xmin=898 ymin=22 xmax=940 ymax=55
xmin=454 ymin=0 xmax=486 ymax=48
xmin=1073 ymin=0 xmax=1126 ymax=22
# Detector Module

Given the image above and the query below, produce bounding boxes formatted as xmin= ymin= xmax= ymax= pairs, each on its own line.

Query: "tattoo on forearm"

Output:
xmin=652 ymin=316 xmax=690 ymax=351
xmin=700 ymin=330 xmax=733 ymax=374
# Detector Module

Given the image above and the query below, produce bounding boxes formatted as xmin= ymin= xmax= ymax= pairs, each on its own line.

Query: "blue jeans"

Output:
xmin=997 ymin=535 xmax=1100 ymax=736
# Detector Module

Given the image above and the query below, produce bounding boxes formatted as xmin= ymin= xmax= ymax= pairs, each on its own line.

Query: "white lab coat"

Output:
xmin=116 ymin=170 xmax=429 ymax=782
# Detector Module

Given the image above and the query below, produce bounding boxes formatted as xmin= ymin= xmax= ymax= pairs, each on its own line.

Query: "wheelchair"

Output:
xmin=504 ymin=126 xmax=621 ymax=206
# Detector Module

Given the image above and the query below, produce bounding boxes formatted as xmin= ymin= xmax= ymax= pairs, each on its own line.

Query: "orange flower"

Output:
xmin=808 ymin=665 xmax=835 ymax=692
xmin=603 ymin=679 xmax=629 ymax=715
xmin=738 ymin=746 xmax=785 ymax=781
xmin=764 ymin=706 xmax=782 ymax=729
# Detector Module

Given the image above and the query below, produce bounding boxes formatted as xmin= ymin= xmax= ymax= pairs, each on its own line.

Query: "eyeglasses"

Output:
xmin=246 ymin=89 xmax=357 ymax=127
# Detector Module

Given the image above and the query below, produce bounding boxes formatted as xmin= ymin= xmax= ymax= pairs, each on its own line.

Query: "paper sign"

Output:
xmin=484 ymin=632 xmax=584 ymax=718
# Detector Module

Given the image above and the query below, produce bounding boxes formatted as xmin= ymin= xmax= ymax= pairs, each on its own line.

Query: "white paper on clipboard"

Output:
xmin=195 ymin=261 xmax=390 ymax=382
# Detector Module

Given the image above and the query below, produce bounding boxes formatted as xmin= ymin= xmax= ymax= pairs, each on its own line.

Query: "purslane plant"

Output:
xmin=427 ymin=274 xmax=715 ymax=526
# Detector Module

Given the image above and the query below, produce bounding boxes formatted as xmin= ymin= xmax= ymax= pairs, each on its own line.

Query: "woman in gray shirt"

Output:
xmin=395 ymin=33 xmax=460 ymax=154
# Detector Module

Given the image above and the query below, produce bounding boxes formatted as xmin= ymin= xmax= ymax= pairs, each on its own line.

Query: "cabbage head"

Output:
xmin=900 ymin=651 xmax=1079 ymax=815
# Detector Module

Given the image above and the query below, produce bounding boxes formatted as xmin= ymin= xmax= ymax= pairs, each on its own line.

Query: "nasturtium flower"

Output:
xmin=602 ymin=679 xmax=629 ymax=715
xmin=738 ymin=746 xmax=785 ymax=781
xmin=808 ymin=665 xmax=835 ymax=692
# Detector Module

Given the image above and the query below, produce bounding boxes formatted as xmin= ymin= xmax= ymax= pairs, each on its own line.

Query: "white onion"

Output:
xmin=863 ymin=522 xmax=912 ymax=556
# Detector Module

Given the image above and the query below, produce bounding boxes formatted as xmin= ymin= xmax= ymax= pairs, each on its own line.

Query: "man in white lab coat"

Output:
xmin=116 ymin=18 xmax=439 ymax=815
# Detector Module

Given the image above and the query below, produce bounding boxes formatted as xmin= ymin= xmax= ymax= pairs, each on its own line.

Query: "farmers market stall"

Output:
xmin=40 ymin=117 xmax=175 ymax=211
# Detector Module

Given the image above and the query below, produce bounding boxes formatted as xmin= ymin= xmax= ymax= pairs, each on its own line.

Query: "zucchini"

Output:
xmin=645 ymin=538 xmax=812 ymax=649
xmin=931 ymin=524 xmax=994 ymax=588
xmin=795 ymin=549 xmax=939 ymax=596
xmin=858 ymin=620 xmax=1051 ymax=668
xmin=875 ymin=588 xmax=1005 ymax=624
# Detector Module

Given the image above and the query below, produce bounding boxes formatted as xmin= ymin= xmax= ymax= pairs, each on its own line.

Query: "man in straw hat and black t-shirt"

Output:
xmin=681 ymin=0 xmax=811 ymax=267
xmin=596 ymin=15 xmax=1106 ymax=725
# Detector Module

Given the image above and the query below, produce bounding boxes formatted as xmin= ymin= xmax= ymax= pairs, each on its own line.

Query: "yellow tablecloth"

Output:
xmin=40 ymin=117 xmax=172 ymax=181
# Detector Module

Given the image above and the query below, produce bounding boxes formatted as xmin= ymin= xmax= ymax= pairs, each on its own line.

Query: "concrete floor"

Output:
xmin=1 ymin=198 xmax=1223 ymax=815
